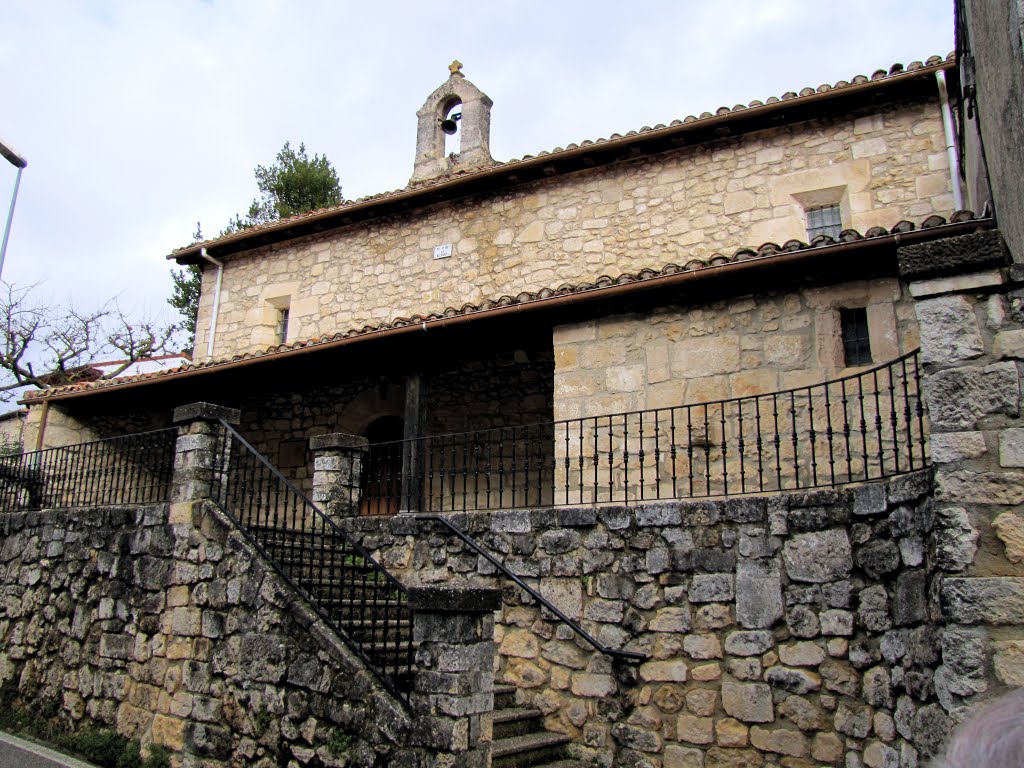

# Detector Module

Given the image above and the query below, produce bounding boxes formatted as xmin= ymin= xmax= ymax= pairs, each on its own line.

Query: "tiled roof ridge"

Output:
xmin=173 ymin=54 xmax=955 ymax=257
xmin=37 ymin=210 xmax=980 ymax=401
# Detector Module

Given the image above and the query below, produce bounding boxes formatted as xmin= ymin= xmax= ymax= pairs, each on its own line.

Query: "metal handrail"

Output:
xmin=212 ymin=419 xmax=415 ymax=706
xmin=416 ymin=513 xmax=646 ymax=663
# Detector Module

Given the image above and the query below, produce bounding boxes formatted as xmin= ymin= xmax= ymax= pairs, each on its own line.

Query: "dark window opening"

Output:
xmin=841 ymin=307 xmax=872 ymax=366
xmin=276 ymin=307 xmax=290 ymax=345
xmin=806 ymin=204 xmax=842 ymax=241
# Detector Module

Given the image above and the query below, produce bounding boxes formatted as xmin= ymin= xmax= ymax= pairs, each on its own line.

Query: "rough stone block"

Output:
xmin=721 ymin=681 xmax=774 ymax=723
xmin=690 ymin=573 xmax=735 ymax=603
xmin=930 ymin=431 xmax=987 ymax=463
xmin=993 ymin=511 xmax=1024 ymax=562
xmin=925 ymin=362 xmax=1019 ymax=430
xmin=897 ymin=230 xmax=1009 ymax=280
xmin=172 ymin=402 xmax=241 ymax=426
xmin=937 ymin=468 xmax=1024 ymax=505
xmin=635 ymin=502 xmax=682 ymax=527
xmin=940 ymin=577 xmax=1024 ymax=624
xmin=735 ymin=559 xmax=783 ymax=629
xmin=999 ymin=428 xmax=1024 ymax=467
xmin=783 ymin=529 xmax=852 ymax=583
xmin=749 ymin=726 xmax=808 ymax=758
xmin=994 ymin=328 xmax=1024 ymax=359
xmin=852 ymin=483 xmax=887 ymax=516
xmin=893 ymin=570 xmax=928 ymax=626
xmin=724 ymin=631 xmax=774 ymax=657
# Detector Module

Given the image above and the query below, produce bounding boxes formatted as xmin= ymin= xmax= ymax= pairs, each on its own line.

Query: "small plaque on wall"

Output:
xmin=433 ymin=243 xmax=453 ymax=260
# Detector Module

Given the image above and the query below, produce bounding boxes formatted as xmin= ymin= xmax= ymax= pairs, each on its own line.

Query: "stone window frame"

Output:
xmin=792 ymin=186 xmax=849 ymax=242
xmin=813 ymin=284 xmax=901 ymax=372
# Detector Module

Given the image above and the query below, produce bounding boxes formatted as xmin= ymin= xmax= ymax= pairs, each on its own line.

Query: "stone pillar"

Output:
xmin=171 ymin=402 xmax=241 ymax=505
xmin=898 ymin=230 xmax=1024 ymax=724
xmin=408 ymin=586 xmax=500 ymax=767
xmin=310 ymin=432 xmax=368 ymax=520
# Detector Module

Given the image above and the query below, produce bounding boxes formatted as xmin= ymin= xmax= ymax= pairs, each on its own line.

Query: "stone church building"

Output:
xmin=3 ymin=48 xmax=1023 ymax=768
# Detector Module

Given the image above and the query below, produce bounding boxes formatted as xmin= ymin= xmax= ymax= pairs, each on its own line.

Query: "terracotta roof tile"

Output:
xmin=172 ymin=54 xmax=955 ymax=258
xmin=38 ymin=210 xmax=984 ymax=401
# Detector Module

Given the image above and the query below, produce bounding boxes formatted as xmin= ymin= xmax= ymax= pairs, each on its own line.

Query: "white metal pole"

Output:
xmin=0 ymin=165 xmax=24 ymax=280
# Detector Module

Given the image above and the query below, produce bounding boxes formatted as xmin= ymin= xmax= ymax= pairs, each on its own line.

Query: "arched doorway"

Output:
xmin=361 ymin=415 xmax=405 ymax=516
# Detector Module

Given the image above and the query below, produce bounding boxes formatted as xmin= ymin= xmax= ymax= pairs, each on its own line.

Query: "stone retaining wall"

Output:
xmin=345 ymin=471 xmax=972 ymax=767
xmin=0 ymin=497 xmax=499 ymax=768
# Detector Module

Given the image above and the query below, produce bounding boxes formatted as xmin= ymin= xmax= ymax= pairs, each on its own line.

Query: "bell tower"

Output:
xmin=411 ymin=61 xmax=494 ymax=184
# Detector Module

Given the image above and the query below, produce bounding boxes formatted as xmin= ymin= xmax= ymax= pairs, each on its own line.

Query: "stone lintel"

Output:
xmin=408 ymin=587 xmax=501 ymax=614
xmin=310 ymin=433 xmax=369 ymax=452
xmin=173 ymin=402 xmax=241 ymax=426
xmin=908 ymin=268 xmax=1006 ymax=298
xmin=897 ymin=230 xmax=1009 ymax=281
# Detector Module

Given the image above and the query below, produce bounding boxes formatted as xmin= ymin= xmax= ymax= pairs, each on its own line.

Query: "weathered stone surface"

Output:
xmin=724 ymin=631 xmax=774 ymax=657
xmin=938 ymin=629 xmax=988 ymax=697
xmin=856 ymin=540 xmax=901 ymax=579
xmin=690 ymin=573 xmax=735 ymax=603
xmin=677 ymin=714 xmax=715 ymax=745
xmin=819 ymin=609 xmax=854 ymax=636
xmin=663 ymin=744 xmax=705 ymax=768
xmin=937 ymin=468 xmax=1024 ymax=505
xmin=898 ymin=230 xmax=1009 ymax=280
xmin=941 ymin=577 xmax=1024 ymax=624
xmin=862 ymin=665 xmax=894 ymax=708
xmin=715 ymin=717 xmax=749 ymax=747
xmin=735 ymin=559 xmax=783 ymax=629
xmin=858 ymin=585 xmax=892 ymax=632
xmin=721 ymin=681 xmax=774 ymax=723
xmin=777 ymin=642 xmax=826 ymax=668
xmin=930 ymin=431 xmax=988 ymax=463
xmin=853 ymin=483 xmax=887 ymax=516
xmin=777 ymin=695 xmax=828 ymax=731
xmin=820 ymin=660 xmax=860 ymax=697
xmin=834 ymin=701 xmax=872 ymax=738
xmin=640 ymin=660 xmax=688 ymax=683
xmin=782 ymin=529 xmax=852 ymax=583
xmin=764 ymin=667 xmax=821 ymax=695
xmin=915 ymin=295 xmax=984 ymax=365
xmin=925 ymin=362 xmax=1019 ymax=430
xmin=893 ymin=570 xmax=928 ymax=626
xmin=992 ymin=511 xmax=1024 ymax=562
xmin=992 ymin=641 xmax=1024 ymax=686
xmin=933 ymin=506 xmax=979 ymax=571
xmin=863 ymin=740 xmax=900 ymax=768
xmin=811 ymin=732 xmax=844 ymax=763
xmin=749 ymin=726 xmax=808 ymax=758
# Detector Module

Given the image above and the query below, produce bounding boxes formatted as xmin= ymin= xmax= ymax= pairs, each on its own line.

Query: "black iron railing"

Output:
xmin=417 ymin=514 xmax=644 ymax=662
xmin=363 ymin=351 xmax=927 ymax=514
xmin=209 ymin=420 xmax=415 ymax=705
xmin=0 ymin=428 xmax=177 ymax=512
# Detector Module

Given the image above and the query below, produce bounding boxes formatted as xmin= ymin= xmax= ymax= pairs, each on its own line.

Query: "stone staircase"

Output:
xmin=248 ymin=525 xmax=586 ymax=765
xmin=491 ymin=684 xmax=588 ymax=767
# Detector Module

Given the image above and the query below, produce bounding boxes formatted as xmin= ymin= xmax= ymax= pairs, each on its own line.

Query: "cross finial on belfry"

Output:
xmin=449 ymin=60 xmax=464 ymax=77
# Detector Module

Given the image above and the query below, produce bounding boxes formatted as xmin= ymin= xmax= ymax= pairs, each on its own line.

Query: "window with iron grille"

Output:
xmin=806 ymin=204 xmax=842 ymax=241
xmin=840 ymin=307 xmax=872 ymax=366
xmin=276 ymin=307 xmax=290 ymax=345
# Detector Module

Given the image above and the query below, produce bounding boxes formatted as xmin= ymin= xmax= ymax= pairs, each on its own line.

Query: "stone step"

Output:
xmin=491 ymin=706 xmax=544 ymax=740
xmin=492 ymin=731 xmax=571 ymax=768
xmin=494 ymin=684 xmax=517 ymax=710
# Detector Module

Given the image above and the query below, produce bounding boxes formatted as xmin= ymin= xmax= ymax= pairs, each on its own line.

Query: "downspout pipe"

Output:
xmin=200 ymin=248 xmax=224 ymax=360
xmin=936 ymin=70 xmax=965 ymax=211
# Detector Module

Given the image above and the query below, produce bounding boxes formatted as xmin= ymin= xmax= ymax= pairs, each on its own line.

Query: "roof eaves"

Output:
xmin=45 ymin=211 xmax=988 ymax=405
xmin=168 ymin=55 xmax=955 ymax=264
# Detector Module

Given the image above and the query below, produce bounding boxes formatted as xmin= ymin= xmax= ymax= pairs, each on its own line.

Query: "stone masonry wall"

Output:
xmin=553 ymin=277 xmax=919 ymax=421
xmin=345 ymin=471 xmax=960 ymax=768
xmin=196 ymin=96 xmax=952 ymax=359
xmin=898 ymin=231 xmax=1024 ymax=725
xmin=0 ymin=502 xmax=417 ymax=768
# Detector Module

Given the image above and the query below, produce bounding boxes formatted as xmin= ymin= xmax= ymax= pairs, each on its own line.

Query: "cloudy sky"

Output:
xmin=1 ymin=0 xmax=952 ymax=345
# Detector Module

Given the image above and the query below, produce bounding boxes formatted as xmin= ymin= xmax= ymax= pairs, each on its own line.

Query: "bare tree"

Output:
xmin=0 ymin=282 xmax=176 ymax=400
